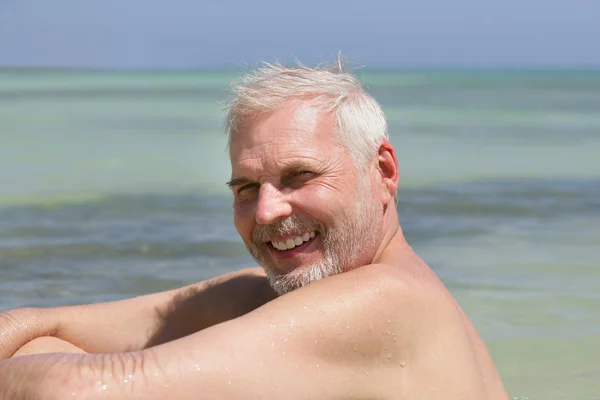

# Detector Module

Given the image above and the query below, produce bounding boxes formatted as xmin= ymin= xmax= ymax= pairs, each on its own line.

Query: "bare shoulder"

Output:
xmin=164 ymin=262 xmax=507 ymax=400
xmin=239 ymin=263 xmax=453 ymax=382
xmin=253 ymin=262 xmax=508 ymax=400
xmin=342 ymin=262 xmax=509 ymax=400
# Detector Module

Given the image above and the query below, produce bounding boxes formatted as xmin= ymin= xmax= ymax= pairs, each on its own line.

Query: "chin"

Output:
xmin=264 ymin=259 xmax=344 ymax=296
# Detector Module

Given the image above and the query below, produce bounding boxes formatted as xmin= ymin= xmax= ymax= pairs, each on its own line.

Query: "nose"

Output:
xmin=255 ymin=183 xmax=292 ymax=225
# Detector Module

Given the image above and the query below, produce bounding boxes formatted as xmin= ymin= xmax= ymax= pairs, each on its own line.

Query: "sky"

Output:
xmin=1 ymin=0 xmax=599 ymax=69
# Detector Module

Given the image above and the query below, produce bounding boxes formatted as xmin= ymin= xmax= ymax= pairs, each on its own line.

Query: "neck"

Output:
xmin=371 ymin=204 xmax=410 ymax=265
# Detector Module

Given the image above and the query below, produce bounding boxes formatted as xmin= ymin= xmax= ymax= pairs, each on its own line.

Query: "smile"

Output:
xmin=270 ymin=231 xmax=316 ymax=251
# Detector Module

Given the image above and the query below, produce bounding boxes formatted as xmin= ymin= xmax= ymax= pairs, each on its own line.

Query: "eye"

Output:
xmin=237 ymin=183 xmax=258 ymax=195
xmin=292 ymin=171 xmax=312 ymax=177
xmin=283 ymin=170 xmax=314 ymax=187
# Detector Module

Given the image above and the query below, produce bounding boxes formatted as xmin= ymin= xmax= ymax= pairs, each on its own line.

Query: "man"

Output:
xmin=0 ymin=60 xmax=509 ymax=399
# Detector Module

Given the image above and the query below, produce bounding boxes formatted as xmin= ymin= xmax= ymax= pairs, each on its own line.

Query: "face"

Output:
xmin=228 ymin=100 xmax=382 ymax=295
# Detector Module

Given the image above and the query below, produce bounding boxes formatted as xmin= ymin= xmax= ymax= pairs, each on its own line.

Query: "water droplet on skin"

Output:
xmin=387 ymin=319 xmax=392 ymax=324
xmin=386 ymin=330 xmax=391 ymax=335
xmin=284 ymin=338 xmax=288 ymax=343
xmin=399 ymin=361 xmax=407 ymax=367
xmin=365 ymin=370 xmax=370 ymax=375
xmin=386 ymin=353 xmax=392 ymax=360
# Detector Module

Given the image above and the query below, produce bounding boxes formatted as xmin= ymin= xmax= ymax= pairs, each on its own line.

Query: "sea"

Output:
xmin=0 ymin=69 xmax=599 ymax=399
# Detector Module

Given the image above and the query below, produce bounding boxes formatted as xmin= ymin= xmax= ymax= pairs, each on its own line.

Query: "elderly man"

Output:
xmin=0 ymin=61 xmax=509 ymax=399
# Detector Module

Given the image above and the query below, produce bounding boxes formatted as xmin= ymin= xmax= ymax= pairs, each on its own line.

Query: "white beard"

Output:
xmin=246 ymin=175 xmax=381 ymax=295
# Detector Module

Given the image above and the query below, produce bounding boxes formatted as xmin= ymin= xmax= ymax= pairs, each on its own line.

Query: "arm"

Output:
xmin=3 ymin=267 xmax=401 ymax=400
xmin=0 ymin=267 xmax=276 ymax=359
xmin=0 ymin=265 xmax=507 ymax=400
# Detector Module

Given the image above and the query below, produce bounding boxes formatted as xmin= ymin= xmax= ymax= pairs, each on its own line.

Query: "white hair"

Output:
xmin=224 ymin=57 xmax=389 ymax=169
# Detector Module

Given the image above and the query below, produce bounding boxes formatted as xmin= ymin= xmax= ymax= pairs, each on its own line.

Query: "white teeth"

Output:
xmin=271 ymin=231 xmax=316 ymax=250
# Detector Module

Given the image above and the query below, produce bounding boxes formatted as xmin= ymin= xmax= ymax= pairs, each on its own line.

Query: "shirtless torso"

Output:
xmin=0 ymin=62 xmax=509 ymax=400
xmin=1 ymin=236 xmax=508 ymax=400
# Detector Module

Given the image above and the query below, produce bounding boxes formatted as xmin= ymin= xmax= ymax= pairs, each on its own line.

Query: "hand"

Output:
xmin=0 ymin=308 xmax=59 ymax=360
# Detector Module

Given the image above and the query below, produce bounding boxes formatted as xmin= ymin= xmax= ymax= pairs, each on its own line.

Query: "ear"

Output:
xmin=376 ymin=140 xmax=399 ymax=205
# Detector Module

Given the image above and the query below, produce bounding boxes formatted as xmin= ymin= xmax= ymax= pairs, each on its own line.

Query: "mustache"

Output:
xmin=252 ymin=215 xmax=322 ymax=244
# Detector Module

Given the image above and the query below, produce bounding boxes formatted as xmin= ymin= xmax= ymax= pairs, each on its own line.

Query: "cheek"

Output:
xmin=233 ymin=206 xmax=253 ymax=241
xmin=299 ymin=185 xmax=348 ymax=219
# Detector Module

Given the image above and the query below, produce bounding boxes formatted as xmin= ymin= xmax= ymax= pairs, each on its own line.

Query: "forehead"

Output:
xmin=229 ymin=99 xmax=340 ymax=173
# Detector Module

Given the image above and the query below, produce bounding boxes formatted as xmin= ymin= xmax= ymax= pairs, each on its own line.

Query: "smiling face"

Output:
xmin=228 ymin=99 xmax=383 ymax=294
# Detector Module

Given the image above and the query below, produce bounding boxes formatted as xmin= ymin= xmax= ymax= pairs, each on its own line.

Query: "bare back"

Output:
xmin=148 ymin=239 xmax=511 ymax=400
xmin=373 ymin=244 xmax=509 ymax=400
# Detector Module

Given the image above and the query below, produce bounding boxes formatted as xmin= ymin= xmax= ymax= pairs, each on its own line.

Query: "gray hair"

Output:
xmin=224 ymin=58 xmax=389 ymax=169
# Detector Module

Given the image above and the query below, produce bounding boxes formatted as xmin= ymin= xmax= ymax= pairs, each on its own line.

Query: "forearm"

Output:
xmin=0 ymin=352 xmax=147 ymax=400
xmin=0 ymin=289 xmax=176 ymax=358
xmin=50 ymin=291 xmax=175 ymax=353
xmin=30 ymin=338 xmax=204 ymax=399
xmin=53 ymin=267 xmax=273 ymax=351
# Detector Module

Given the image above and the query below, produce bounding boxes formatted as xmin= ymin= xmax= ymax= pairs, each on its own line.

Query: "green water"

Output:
xmin=1 ymin=69 xmax=599 ymax=399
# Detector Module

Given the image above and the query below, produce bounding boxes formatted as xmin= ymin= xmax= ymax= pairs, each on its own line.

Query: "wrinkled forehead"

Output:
xmin=229 ymin=99 xmax=340 ymax=168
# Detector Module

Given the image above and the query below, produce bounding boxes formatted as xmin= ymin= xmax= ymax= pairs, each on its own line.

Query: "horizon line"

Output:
xmin=1 ymin=65 xmax=600 ymax=73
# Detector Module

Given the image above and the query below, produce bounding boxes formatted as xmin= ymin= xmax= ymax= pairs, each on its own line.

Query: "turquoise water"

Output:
xmin=1 ymin=69 xmax=599 ymax=399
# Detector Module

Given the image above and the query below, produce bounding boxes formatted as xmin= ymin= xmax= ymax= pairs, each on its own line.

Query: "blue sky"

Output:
xmin=1 ymin=0 xmax=598 ymax=69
